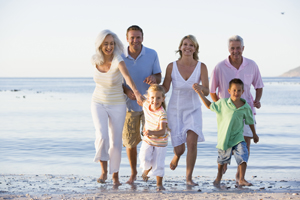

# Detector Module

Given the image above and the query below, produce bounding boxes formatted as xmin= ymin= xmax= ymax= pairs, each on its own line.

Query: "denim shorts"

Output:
xmin=217 ymin=141 xmax=248 ymax=165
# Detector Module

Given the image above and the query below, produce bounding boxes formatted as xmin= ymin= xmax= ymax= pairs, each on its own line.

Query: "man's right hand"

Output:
xmin=124 ymin=87 xmax=136 ymax=100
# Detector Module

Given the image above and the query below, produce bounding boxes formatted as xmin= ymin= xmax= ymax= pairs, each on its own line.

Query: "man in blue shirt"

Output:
xmin=122 ymin=25 xmax=162 ymax=184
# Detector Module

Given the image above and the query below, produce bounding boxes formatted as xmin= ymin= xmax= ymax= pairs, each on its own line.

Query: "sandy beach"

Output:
xmin=1 ymin=174 xmax=299 ymax=200
xmin=1 ymin=78 xmax=300 ymax=199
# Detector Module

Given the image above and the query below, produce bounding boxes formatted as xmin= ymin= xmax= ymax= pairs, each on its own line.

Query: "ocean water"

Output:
xmin=0 ymin=77 xmax=300 ymax=181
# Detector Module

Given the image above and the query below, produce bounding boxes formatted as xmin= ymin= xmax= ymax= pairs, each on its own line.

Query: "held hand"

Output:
xmin=143 ymin=75 xmax=156 ymax=85
xmin=253 ymin=134 xmax=259 ymax=143
xmin=192 ymin=83 xmax=203 ymax=95
xmin=124 ymin=88 xmax=136 ymax=100
xmin=135 ymin=93 xmax=145 ymax=107
xmin=253 ymin=100 xmax=261 ymax=109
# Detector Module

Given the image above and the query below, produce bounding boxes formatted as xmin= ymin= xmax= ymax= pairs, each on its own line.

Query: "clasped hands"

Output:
xmin=125 ymin=75 xmax=157 ymax=106
xmin=192 ymin=83 xmax=205 ymax=94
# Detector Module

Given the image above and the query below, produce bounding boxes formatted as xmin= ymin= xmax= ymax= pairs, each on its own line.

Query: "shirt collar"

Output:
xmin=225 ymin=56 xmax=248 ymax=71
xmin=227 ymin=97 xmax=247 ymax=108
xmin=124 ymin=45 xmax=145 ymax=60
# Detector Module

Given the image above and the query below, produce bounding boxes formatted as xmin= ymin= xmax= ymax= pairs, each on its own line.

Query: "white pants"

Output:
xmin=139 ymin=141 xmax=167 ymax=177
xmin=91 ymin=102 xmax=126 ymax=174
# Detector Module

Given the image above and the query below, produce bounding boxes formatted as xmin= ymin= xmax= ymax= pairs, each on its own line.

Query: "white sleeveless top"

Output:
xmin=92 ymin=55 xmax=126 ymax=105
xmin=167 ymin=61 xmax=205 ymax=147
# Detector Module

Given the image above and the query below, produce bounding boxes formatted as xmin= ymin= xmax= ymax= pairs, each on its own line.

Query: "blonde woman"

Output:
xmin=91 ymin=30 xmax=143 ymax=185
xmin=162 ymin=35 xmax=209 ymax=186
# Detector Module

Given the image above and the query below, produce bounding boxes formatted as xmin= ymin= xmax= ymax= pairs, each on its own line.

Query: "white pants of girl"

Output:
xmin=91 ymin=101 xmax=126 ymax=174
xmin=139 ymin=140 xmax=167 ymax=177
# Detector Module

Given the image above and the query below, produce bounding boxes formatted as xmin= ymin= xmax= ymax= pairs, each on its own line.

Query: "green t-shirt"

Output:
xmin=210 ymin=98 xmax=254 ymax=150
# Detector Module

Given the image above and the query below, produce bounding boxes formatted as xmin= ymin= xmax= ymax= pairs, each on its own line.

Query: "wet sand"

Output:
xmin=1 ymin=174 xmax=299 ymax=199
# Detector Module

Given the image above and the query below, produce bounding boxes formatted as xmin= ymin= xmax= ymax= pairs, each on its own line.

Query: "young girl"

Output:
xmin=139 ymin=84 xmax=169 ymax=191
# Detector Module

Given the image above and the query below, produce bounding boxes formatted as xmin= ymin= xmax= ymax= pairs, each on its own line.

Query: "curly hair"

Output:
xmin=91 ymin=30 xmax=124 ymax=66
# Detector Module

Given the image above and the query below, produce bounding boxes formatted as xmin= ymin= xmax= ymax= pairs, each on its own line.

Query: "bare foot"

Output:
xmin=112 ymin=184 xmax=121 ymax=190
xmin=238 ymin=179 xmax=253 ymax=186
xmin=97 ymin=173 xmax=107 ymax=184
xmin=223 ymin=163 xmax=228 ymax=174
xmin=235 ymin=172 xmax=240 ymax=184
xmin=186 ymin=180 xmax=198 ymax=186
xmin=142 ymin=172 xmax=149 ymax=182
xmin=142 ymin=167 xmax=151 ymax=182
xmin=113 ymin=180 xmax=122 ymax=186
xmin=126 ymin=172 xmax=137 ymax=184
xmin=213 ymin=180 xmax=221 ymax=188
xmin=156 ymin=185 xmax=165 ymax=191
xmin=112 ymin=173 xmax=122 ymax=186
xmin=170 ymin=155 xmax=180 ymax=170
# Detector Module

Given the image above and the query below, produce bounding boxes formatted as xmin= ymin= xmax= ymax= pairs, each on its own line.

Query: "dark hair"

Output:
xmin=229 ymin=78 xmax=244 ymax=90
xmin=126 ymin=25 xmax=143 ymax=37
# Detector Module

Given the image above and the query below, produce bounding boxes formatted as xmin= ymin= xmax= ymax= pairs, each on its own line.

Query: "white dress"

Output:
xmin=167 ymin=61 xmax=205 ymax=147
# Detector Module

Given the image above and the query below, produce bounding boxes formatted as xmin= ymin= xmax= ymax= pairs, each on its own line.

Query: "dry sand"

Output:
xmin=1 ymin=174 xmax=299 ymax=200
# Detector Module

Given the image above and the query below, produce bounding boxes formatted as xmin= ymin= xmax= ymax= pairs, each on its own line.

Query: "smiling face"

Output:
xmin=228 ymin=83 xmax=244 ymax=101
xmin=148 ymin=90 xmax=165 ymax=111
xmin=228 ymin=40 xmax=244 ymax=62
xmin=100 ymin=34 xmax=114 ymax=56
xmin=180 ymin=38 xmax=196 ymax=57
xmin=127 ymin=30 xmax=143 ymax=52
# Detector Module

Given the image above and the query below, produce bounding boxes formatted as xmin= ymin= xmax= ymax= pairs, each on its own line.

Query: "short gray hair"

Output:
xmin=228 ymin=35 xmax=244 ymax=49
xmin=91 ymin=30 xmax=124 ymax=66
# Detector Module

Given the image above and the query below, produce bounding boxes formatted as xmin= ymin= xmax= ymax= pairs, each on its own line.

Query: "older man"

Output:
xmin=122 ymin=25 xmax=162 ymax=184
xmin=209 ymin=35 xmax=264 ymax=179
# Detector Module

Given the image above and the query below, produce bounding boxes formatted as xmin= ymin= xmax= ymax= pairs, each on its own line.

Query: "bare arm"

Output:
xmin=199 ymin=63 xmax=209 ymax=96
xmin=162 ymin=63 xmax=173 ymax=93
xmin=118 ymin=61 xmax=145 ymax=105
xmin=143 ymin=73 xmax=162 ymax=85
xmin=210 ymin=93 xmax=219 ymax=102
xmin=193 ymin=83 xmax=211 ymax=109
xmin=253 ymin=88 xmax=263 ymax=108
xmin=249 ymin=124 xmax=259 ymax=143
xmin=144 ymin=122 xmax=167 ymax=137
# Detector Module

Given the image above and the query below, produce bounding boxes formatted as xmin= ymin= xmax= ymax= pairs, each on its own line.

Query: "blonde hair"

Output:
xmin=146 ymin=84 xmax=170 ymax=131
xmin=176 ymin=35 xmax=199 ymax=60
xmin=146 ymin=84 xmax=166 ymax=110
xmin=91 ymin=30 xmax=124 ymax=66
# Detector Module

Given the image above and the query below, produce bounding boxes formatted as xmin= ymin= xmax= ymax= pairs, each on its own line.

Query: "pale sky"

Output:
xmin=1 ymin=0 xmax=299 ymax=77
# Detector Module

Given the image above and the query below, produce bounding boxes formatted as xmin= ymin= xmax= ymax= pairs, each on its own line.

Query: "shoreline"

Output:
xmin=1 ymin=174 xmax=299 ymax=200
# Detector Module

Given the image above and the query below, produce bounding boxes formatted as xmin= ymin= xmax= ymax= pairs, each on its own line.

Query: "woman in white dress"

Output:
xmin=91 ymin=30 xmax=143 ymax=186
xmin=162 ymin=35 xmax=209 ymax=186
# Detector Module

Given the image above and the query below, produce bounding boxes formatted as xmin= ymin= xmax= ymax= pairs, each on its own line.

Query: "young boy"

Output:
xmin=193 ymin=78 xmax=259 ymax=186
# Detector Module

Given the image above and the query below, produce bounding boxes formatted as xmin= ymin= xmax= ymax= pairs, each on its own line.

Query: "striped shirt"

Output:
xmin=143 ymin=100 xmax=169 ymax=147
xmin=92 ymin=55 xmax=126 ymax=105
